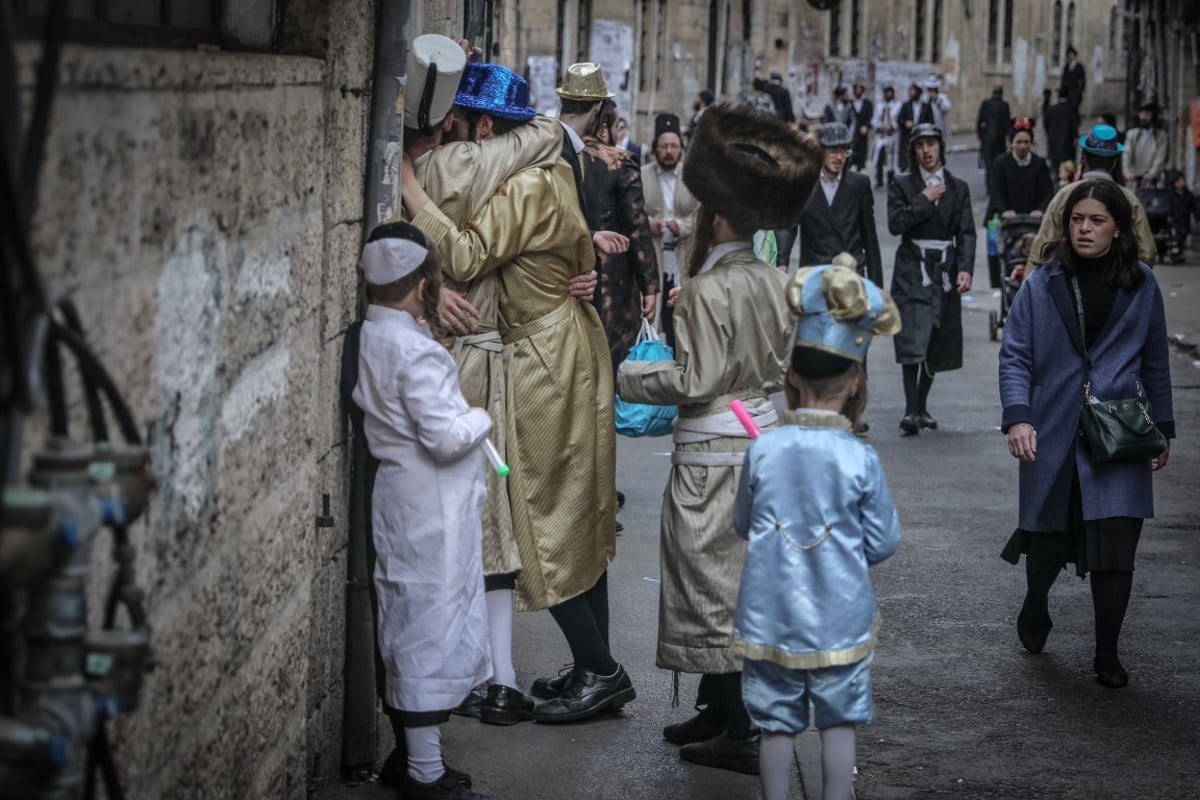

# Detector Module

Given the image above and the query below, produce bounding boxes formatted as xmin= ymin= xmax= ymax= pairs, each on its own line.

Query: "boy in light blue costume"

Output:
xmin=732 ymin=264 xmax=904 ymax=800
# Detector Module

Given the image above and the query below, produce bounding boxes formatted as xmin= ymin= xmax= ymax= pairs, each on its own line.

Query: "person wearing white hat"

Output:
xmin=401 ymin=34 xmax=469 ymax=140
xmin=921 ymin=75 xmax=952 ymax=134
xmin=401 ymin=62 xmax=634 ymax=726
xmin=351 ymin=221 xmax=495 ymax=800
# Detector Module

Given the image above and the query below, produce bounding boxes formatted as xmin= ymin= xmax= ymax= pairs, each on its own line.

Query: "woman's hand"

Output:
xmin=1152 ymin=441 xmax=1170 ymax=471
xmin=1007 ymin=423 xmax=1037 ymax=462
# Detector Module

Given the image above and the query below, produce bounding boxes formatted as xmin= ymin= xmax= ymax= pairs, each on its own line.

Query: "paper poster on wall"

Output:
xmin=589 ymin=20 xmax=635 ymax=121
xmin=1091 ymin=44 xmax=1105 ymax=85
xmin=527 ymin=55 xmax=560 ymax=116
xmin=874 ymin=61 xmax=931 ymax=107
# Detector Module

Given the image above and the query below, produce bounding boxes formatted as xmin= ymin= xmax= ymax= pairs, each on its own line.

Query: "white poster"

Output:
xmin=527 ymin=55 xmax=560 ymax=116
xmin=1013 ymin=38 xmax=1029 ymax=102
xmin=589 ymin=20 xmax=635 ymax=121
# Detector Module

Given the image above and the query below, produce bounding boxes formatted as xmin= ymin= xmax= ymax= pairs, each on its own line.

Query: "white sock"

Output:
xmin=819 ymin=723 xmax=857 ymax=800
xmin=404 ymin=724 xmax=444 ymax=784
xmin=759 ymin=732 xmax=795 ymax=800
xmin=486 ymin=588 xmax=519 ymax=690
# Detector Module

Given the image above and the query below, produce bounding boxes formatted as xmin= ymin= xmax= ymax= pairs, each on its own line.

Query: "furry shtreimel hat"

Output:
xmin=682 ymin=103 xmax=822 ymax=232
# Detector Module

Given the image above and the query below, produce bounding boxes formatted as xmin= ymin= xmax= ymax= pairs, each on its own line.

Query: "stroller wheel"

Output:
xmin=988 ymin=310 xmax=999 ymax=342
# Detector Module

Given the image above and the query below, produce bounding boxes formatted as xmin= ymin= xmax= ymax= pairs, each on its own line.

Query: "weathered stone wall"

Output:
xmin=20 ymin=3 xmax=374 ymax=797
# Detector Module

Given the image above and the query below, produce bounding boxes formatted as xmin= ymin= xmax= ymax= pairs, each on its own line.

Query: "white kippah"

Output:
xmin=361 ymin=237 xmax=428 ymax=285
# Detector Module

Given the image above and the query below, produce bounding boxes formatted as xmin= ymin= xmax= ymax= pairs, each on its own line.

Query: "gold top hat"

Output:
xmin=556 ymin=62 xmax=614 ymax=101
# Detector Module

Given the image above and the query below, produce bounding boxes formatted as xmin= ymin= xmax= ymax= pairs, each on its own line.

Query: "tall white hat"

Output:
xmin=403 ymin=34 xmax=467 ymax=133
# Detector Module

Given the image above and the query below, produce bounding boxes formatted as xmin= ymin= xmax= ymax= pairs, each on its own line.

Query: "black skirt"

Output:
xmin=1000 ymin=468 xmax=1143 ymax=578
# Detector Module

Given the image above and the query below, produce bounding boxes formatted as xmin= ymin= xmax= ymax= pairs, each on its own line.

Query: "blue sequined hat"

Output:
xmin=786 ymin=263 xmax=901 ymax=363
xmin=1079 ymin=124 xmax=1124 ymax=156
xmin=454 ymin=62 xmax=537 ymax=121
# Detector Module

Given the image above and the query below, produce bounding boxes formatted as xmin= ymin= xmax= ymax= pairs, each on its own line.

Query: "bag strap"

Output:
xmin=638 ymin=318 xmax=658 ymax=344
xmin=1069 ymin=274 xmax=1095 ymax=404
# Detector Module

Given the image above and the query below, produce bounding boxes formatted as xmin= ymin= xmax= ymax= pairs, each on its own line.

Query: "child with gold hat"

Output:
xmin=731 ymin=264 xmax=903 ymax=800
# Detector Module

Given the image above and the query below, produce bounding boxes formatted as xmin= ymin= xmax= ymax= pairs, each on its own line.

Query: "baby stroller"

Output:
xmin=988 ymin=215 xmax=1042 ymax=341
xmin=1135 ymin=183 xmax=1174 ymax=264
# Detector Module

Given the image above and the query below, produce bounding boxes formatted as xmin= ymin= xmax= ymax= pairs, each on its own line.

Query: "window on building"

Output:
xmin=829 ymin=2 xmax=841 ymax=57
xmin=931 ymin=0 xmax=943 ymax=63
xmin=1052 ymin=0 xmax=1063 ymax=65
xmin=914 ymin=0 xmax=926 ymax=62
xmin=850 ymin=0 xmax=863 ymax=58
xmin=1003 ymin=0 xmax=1013 ymax=61
xmin=987 ymin=0 xmax=1000 ymax=63
xmin=1108 ymin=3 xmax=1119 ymax=51
xmin=1066 ymin=1 xmax=1076 ymax=56
xmin=16 ymin=0 xmax=272 ymax=50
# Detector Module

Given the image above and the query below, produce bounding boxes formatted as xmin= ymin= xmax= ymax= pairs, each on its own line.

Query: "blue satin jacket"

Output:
xmin=733 ymin=411 xmax=902 ymax=669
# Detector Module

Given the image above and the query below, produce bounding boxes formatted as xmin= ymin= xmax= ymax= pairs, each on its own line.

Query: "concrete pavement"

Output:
xmin=315 ymin=150 xmax=1200 ymax=800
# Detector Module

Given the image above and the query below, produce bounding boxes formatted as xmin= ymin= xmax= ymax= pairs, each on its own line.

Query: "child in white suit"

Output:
xmin=352 ymin=221 xmax=494 ymax=800
xmin=733 ymin=264 xmax=903 ymax=800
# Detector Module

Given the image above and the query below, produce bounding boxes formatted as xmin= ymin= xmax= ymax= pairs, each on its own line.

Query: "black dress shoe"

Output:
xmin=663 ymin=714 xmax=724 ymax=746
xmin=450 ymin=684 xmax=487 ymax=718
xmin=378 ymin=746 xmax=407 ymax=787
xmin=1094 ymin=655 xmax=1129 ymax=689
xmin=615 ymin=520 xmax=624 ymax=534
xmin=899 ymin=414 xmax=920 ymax=436
xmin=679 ymin=731 xmax=760 ymax=775
xmin=1017 ymin=607 xmax=1053 ymax=654
xmin=530 ymin=664 xmax=575 ymax=700
xmin=480 ymin=684 xmax=534 ymax=725
xmin=616 ymin=490 xmax=626 ymax=509
xmin=532 ymin=664 xmax=636 ymax=723
xmin=918 ymin=412 xmax=938 ymax=430
xmin=400 ymin=770 xmax=490 ymax=800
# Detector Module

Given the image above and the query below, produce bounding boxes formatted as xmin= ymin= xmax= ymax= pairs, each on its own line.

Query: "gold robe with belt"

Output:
xmin=409 ymin=116 xmax=563 ymax=576
xmin=412 ymin=160 xmax=617 ymax=612
xmin=618 ymin=245 xmax=793 ymax=674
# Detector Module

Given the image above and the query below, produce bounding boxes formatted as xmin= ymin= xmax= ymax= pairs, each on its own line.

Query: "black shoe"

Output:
xmin=615 ymin=520 xmax=624 ymax=534
xmin=530 ymin=664 xmax=575 ymax=700
xmin=1094 ymin=655 xmax=1129 ymax=689
xmin=663 ymin=714 xmax=725 ymax=746
xmin=918 ymin=412 xmax=938 ymax=430
xmin=679 ymin=731 xmax=760 ymax=775
xmin=532 ymin=664 xmax=636 ymax=723
xmin=1017 ymin=607 xmax=1053 ymax=654
xmin=616 ymin=490 xmax=626 ymax=509
xmin=450 ymin=684 xmax=486 ymax=718
xmin=400 ymin=770 xmax=490 ymax=800
xmin=480 ymin=684 xmax=534 ymax=725
xmin=899 ymin=414 xmax=920 ymax=436
xmin=853 ymin=419 xmax=870 ymax=437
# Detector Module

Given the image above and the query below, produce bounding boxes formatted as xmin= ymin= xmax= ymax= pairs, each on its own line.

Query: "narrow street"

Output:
xmin=319 ymin=152 xmax=1200 ymax=800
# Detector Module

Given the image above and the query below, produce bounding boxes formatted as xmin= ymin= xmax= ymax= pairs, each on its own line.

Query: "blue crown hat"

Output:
xmin=786 ymin=264 xmax=901 ymax=363
xmin=454 ymin=62 xmax=538 ymax=121
xmin=1079 ymin=124 xmax=1124 ymax=156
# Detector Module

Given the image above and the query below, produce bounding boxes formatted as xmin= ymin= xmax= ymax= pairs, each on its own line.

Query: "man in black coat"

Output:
xmin=1044 ymin=88 xmax=1078 ymax=173
xmin=798 ymin=122 xmax=883 ymax=287
xmin=897 ymin=83 xmax=930 ymax=171
xmin=1060 ymin=45 xmax=1086 ymax=111
xmin=976 ymin=86 xmax=1011 ymax=188
xmin=849 ymin=81 xmax=874 ymax=172
xmin=887 ymin=123 xmax=976 ymax=436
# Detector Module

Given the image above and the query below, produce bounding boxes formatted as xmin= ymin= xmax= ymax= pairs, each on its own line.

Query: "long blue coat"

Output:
xmin=998 ymin=261 xmax=1175 ymax=531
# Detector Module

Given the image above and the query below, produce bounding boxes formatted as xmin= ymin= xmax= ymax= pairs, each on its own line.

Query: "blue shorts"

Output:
xmin=742 ymin=654 xmax=875 ymax=734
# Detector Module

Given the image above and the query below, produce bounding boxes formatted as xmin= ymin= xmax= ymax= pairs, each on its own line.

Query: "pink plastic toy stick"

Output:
xmin=730 ymin=399 xmax=760 ymax=439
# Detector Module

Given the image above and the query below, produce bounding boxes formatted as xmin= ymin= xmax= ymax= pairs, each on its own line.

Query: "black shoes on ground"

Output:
xmin=531 ymin=664 xmax=636 ymax=722
xmin=900 ymin=412 xmax=938 ymax=435
xmin=1094 ymin=655 xmax=1130 ymax=689
xmin=1016 ymin=606 xmax=1053 ymax=655
xmin=479 ymin=684 xmax=534 ymax=726
xmin=530 ymin=664 xmax=575 ymax=701
xmin=678 ymin=731 xmax=761 ymax=775
xmin=662 ymin=714 xmax=724 ymax=746
xmin=450 ymin=685 xmax=486 ymax=718
xmin=400 ymin=768 xmax=489 ymax=800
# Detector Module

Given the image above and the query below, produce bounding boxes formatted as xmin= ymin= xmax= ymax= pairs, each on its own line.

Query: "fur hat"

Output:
xmin=682 ymin=103 xmax=822 ymax=232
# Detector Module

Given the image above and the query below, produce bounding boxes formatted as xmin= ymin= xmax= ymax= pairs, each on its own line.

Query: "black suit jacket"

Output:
xmin=798 ymin=170 xmax=884 ymax=287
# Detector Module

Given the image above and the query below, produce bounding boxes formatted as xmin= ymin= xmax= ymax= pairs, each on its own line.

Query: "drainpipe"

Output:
xmin=343 ymin=0 xmax=411 ymax=773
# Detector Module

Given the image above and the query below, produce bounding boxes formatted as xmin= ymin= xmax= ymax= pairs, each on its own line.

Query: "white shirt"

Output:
xmin=1013 ymin=153 xmax=1032 ymax=168
xmin=560 ymin=120 xmax=585 ymax=155
xmin=820 ymin=170 xmax=843 ymax=205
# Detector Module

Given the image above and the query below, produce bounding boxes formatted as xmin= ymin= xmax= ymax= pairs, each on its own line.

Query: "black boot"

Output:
xmin=663 ymin=713 xmax=725 ymax=746
xmin=678 ymin=731 xmax=761 ymax=775
xmin=1017 ymin=556 xmax=1059 ymax=654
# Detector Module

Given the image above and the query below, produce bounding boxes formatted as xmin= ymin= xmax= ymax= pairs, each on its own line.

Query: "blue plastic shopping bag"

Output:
xmin=615 ymin=320 xmax=678 ymax=437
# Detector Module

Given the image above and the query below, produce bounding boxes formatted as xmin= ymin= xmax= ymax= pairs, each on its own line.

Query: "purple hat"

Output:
xmin=454 ymin=63 xmax=537 ymax=121
xmin=1079 ymin=124 xmax=1124 ymax=156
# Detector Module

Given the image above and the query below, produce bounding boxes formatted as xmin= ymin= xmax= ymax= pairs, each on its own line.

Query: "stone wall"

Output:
xmin=20 ymin=3 xmax=375 ymax=797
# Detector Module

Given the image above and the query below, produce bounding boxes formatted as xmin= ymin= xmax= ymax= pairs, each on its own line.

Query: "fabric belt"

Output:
xmin=452 ymin=330 xmax=503 ymax=357
xmin=907 ymin=237 xmax=955 ymax=290
xmin=501 ymin=301 xmax=572 ymax=345
xmin=674 ymin=398 xmax=778 ymax=445
xmin=671 ymin=450 xmax=747 ymax=467
xmin=680 ymin=388 xmax=769 ymax=419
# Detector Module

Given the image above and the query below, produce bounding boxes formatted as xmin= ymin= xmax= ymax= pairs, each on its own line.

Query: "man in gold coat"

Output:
xmin=400 ymin=62 xmax=632 ymax=725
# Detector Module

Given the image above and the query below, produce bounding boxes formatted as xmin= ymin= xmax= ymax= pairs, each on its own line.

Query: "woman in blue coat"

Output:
xmin=999 ymin=179 xmax=1174 ymax=689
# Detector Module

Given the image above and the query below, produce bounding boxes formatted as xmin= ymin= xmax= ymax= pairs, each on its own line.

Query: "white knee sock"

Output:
xmin=486 ymin=588 xmax=519 ymax=690
xmin=759 ymin=732 xmax=795 ymax=800
xmin=819 ymin=723 xmax=857 ymax=800
xmin=404 ymin=724 xmax=444 ymax=784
